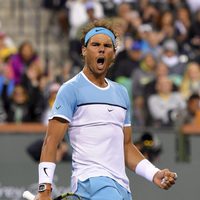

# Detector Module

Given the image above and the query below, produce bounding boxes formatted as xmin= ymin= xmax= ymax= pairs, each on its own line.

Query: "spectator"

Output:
xmin=144 ymin=61 xmax=179 ymax=100
xmin=109 ymin=40 xmax=142 ymax=81
xmin=180 ymin=62 xmax=200 ymax=100
xmin=116 ymin=2 xmax=133 ymax=23
xmin=161 ymin=39 xmax=187 ymax=78
xmin=176 ymin=93 xmax=200 ymax=129
xmin=0 ymin=32 xmax=16 ymax=62
xmin=189 ymin=9 xmax=200 ymax=58
xmin=41 ymin=82 xmax=61 ymax=125
xmin=116 ymin=2 xmax=142 ymax=37
xmin=67 ymin=0 xmax=104 ymax=39
xmin=175 ymin=93 xmax=200 ymax=162
xmin=32 ymin=74 xmax=53 ymax=122
xmin=0 ymin=57 xmax=14 ymax=97
xmin=175 ymin=6 xmax=192 ymax=54
xmin=138 ymin=27 xmax=163 ymax=58
xmin=132 ymin=52 xmax=156 ymax=98
xmin=139 ymin=2 xmax=160 ymax=27
xmin=110 ymin=17 xmax=129 ymax=54
xmin=8 ymin=41 xmax=44 ymax=85
xmin=0 ymin=61 xmax=7 ymax=123
xmin=147 ymin=76 xmax=186 ymax=127
xmin=143 ymin=61 xmax=179 ymax=125
xmin=21 ymin=61 xmax=43 ymax=92
xmin=131 ymin=52 xmax=157 ymax=126
xmin=2 ymin=84 xmax=36 ymax=122
xmin=158 ymin=10 xmax=176 ymax=39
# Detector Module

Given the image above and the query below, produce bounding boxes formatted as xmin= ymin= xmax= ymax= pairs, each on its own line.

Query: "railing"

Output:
xmin=0 ymin=123 xmax=47 ymax=134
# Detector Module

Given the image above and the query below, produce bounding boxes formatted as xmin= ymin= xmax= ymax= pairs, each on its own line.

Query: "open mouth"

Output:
xmin=97 ymin=57 xmax=105 ymax=65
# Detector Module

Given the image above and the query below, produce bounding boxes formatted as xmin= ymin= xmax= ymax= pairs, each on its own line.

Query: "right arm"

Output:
xmin=35 ymin=117 xmax=69 ymax=200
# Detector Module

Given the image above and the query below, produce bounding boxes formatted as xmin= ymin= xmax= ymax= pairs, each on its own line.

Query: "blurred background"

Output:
xmin=0 ymin=0 xmax=199 ymax=199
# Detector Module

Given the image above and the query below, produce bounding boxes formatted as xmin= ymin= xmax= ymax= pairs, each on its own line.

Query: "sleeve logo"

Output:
xmin=43 ymin=167 xmax=49 ymax=177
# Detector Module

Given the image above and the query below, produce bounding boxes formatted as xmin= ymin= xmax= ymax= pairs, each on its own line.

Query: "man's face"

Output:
xmin=156 ymin=77 xmax=172 ymax=94
xmin=82 ymin=34 xmax=115 ymax=76
xmin=188 ymin=99 xmax=200 ymax=114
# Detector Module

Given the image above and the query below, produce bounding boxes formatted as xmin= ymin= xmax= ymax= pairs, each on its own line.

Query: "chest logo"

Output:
xmin=107 ymin=108 xmax=114 ymax=112
xmin=56 ymin=105 xmax=61 ymax=110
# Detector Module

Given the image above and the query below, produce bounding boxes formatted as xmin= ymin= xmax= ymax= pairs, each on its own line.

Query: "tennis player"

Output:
xmin=35 ymin=19 xmax=177 ymax=200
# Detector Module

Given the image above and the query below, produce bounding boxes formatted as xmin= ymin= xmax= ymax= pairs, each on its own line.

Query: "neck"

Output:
xmin=83 ymin=67 xmax=108 ymax=88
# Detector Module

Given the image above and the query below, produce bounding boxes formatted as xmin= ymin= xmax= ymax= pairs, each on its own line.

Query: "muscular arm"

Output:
xmin=124 ymin=126 xmax=177 ymax=189
xmin=40 ymin=117 xmax=69 ymax=162
xmin=124 ymin=126 xmax=145 ymax=171
xmin=35 ymin=117 xmax=68 ymax=200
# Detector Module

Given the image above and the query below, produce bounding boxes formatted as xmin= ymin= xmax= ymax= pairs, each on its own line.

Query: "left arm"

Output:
xmin=124 ymin=126 xmax=177 ymax=190
xmin=124 ymin=126 xmax=145 ymax=171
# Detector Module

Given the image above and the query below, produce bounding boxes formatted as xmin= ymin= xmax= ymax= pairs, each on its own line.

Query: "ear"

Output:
xmin=82 ymin=46 xmax=86 ymax=57
xmin=111 ymin=53 xmax=116 ymax=64
xmin=108 ymin=54 xmax=116 ymax=68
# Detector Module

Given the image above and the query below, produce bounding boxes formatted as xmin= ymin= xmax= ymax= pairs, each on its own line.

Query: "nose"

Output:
xmin=98 ymin=45 xmax=105 ymax=53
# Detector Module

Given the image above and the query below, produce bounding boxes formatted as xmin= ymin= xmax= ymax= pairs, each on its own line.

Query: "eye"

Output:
xmin=104 ymin=44 xmax=113 ymax=48
xmin=92 ymin=42 xmax=99 ymax=46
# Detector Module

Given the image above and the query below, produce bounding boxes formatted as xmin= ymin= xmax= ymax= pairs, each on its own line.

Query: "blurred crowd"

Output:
xmin=0 ymin=0 xmax=200 ymax=131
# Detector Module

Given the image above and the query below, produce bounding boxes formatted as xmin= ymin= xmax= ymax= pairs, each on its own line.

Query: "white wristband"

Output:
xmin=135 ymin=159 xmax=160 ymax=182
xmin=39 ymin=162 xmax=56 ymax=184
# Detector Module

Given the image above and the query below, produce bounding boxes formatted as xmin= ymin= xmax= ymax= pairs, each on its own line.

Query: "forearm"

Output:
xmin=40 ymin=135 xmax=59 ymax=162
xmin=40 ymin=118 xmax=68 ymax=162
xmin=124 ymin=125 xmax=161 ymax=183
xmin=38 ymin=135 xmax=59 ymax=186
xmin=125 ymin=142 xmax=160 ymax=183
xmin=124 ymin=126 xmax=145 ymax=171
xmin=124 ymin=142 xmax=146 ymax=171
xmin=38 ymin=118 xmax=68 ymax=186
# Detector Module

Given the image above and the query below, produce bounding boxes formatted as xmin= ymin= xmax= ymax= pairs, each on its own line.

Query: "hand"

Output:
xmin=153 ymin=169 xmax=177 ymax=190
xmin=34 ymin=191 xmax=52 ymax=200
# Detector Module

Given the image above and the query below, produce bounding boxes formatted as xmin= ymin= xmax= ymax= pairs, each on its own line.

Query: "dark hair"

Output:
xmin=18 ymin=41 xmax=34 ymax=54
xmin=18 ymin=40 xmax=37 ymax=63
xmin=188 ymin=93 xmax=200 ymax=102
